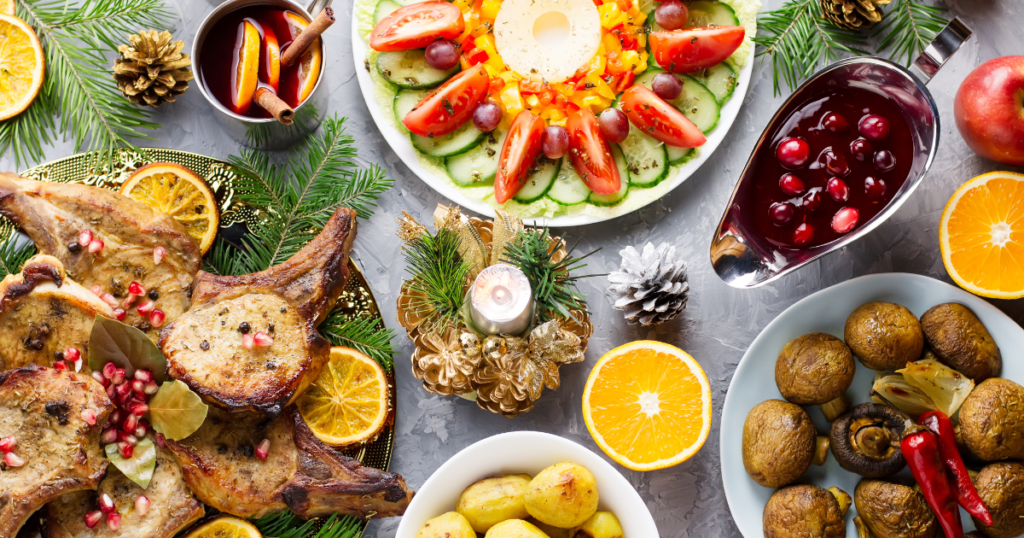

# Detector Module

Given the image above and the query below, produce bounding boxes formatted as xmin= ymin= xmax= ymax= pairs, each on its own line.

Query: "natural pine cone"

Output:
xmin=113 ymin=30 xmax=193 ymax=107
xmin=608 ymin=242 xmax=689 ymax=326
xmin=821 ymin=0 xmax=891 ymax=30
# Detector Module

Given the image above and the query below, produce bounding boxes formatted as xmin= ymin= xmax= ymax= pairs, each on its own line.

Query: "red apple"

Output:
xmin=954 ymin=56 xmax=1024 ymax=166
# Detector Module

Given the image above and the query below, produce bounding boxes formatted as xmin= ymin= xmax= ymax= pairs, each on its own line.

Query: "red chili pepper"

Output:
xmin=919 ymin=411 xmax=994 ymax=526
xmin=902 ymin=430 xmax=964 ymax=538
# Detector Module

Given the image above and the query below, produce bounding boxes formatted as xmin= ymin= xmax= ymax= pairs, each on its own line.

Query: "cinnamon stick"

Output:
xmin=281 ymin=7 xmax=334 ymax=67
xmin=254 ymin=87 xmax=295 ymax=125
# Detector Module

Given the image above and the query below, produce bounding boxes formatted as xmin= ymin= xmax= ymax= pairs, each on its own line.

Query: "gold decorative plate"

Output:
xmin=13 ymin=147 xmax=396 ymax=537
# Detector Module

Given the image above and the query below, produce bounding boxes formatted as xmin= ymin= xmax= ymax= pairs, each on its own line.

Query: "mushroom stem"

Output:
xmin=820 ymin=395 xmax=850 ymax=422
xmin=853 ymin=516 xmax=874 ymax=538
xmin=828 ymin=486 xmax=852 ymax=516
xmin=813 ymin=435 xmax=830 ymax=466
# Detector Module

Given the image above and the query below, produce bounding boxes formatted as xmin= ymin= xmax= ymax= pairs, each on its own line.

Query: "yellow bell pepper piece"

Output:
xmin=585 ymin=73 xmax=617 ymax=100
xmin=500 ymin=83 xmax=524 ymax=118
xmin=525 ymin=94 xmax=540 ymax=107
xmin=584 ymin=54 xmax=606 ymax=77
xmin=598 ymin=2 xmax=628 ymax=30
xmin=631 ymin=50 xmax=648 ymax=74
xmin=480 ymin=0 xmax=501 ymax=21
xmin=602 ymin=33 xmax=622 ymax=55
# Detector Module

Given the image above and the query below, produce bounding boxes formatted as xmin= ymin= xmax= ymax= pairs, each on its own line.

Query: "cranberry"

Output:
xmin=873 ymin=150 xmax=895 ymax=172
xmin=769 ymin=202 xmax=795 ymax=226
xmin=652 ymin=73 xmax=683 ymax=100
xmin=541 ymin=125 xmax=569 ymax=159
xmin=655 ymin=0 xmax=688 ymax=30
xmin=472 ymin=102 xmax=502 ymax=133
xmin=779 ymin=173 xmax=805 ymax=196
xmin=827 ymin=178 xmax=850 ymax=202
xmin=599 ymin=108 xmax=629 ymax=144
xmin=822 ymin=112 xmax=849 ymax=132
xmin=424 ymin=40 xmax=459 ymax=70
xmin=864 ymin=176 xmax=886 ymax=199
xmin=832 ymin=207 xmax=860 ymax=233
xmin=859 ymin=114 xmax=890 ymax=141
xmin=776 ymin=137 xmax=810 ymax=169
xmin=850 ymin=138 xmax=873 ymax=162
xmin=792 ymin=223 xmax=815 ymax=246
xmin=802 ymin=189 xmax=822 ymax=212
xmin=817 ymin=147 xmax=850 ymax=177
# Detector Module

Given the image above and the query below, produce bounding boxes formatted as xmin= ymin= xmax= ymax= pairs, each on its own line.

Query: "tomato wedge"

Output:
xmin=621 ymin=85 xmax=706 ymax=148
xmin=370 ymin=1 xmax=465 ymax=52
xmin=402 ymin=65 xmax=489 ymax=138
xmin=650 ymin=26 xmax=745 ymax=74
xmin=495 ymin=111 xmax=546 ymax=204
xmin=566 ymin=108 xmax=621 ymax=195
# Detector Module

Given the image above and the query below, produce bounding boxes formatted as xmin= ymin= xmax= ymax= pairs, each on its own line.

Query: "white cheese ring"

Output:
xmin=493 ymin=0 xmax=602 ymax=83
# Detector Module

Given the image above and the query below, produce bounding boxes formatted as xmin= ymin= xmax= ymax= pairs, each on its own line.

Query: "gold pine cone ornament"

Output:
xmin=113 ymin=30 xmax=194 ymax=107
xmin=820 ymin=0 xmax=891 ymax=30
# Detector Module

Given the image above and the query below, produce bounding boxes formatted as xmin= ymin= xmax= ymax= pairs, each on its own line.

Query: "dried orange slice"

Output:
xmin=0 ymin=0 xmax=15 ymax=16
xmin=582 ymin=340 xmax=712 ymax=471
xmin=940 ymin=171 xmax=1024 ymax=299
xmin=0 ymin=14 xmax=44 ymax=121
xmin=232 ymin=20 xmax=260 ymax=114
xmin=285 ymin=11 xmax=322 ymax=103
xmin=183 ymin=516 xmax=261 ymax=538
xmin=121 ymin=163 xmax=219 ymax=254
xmin=297 ymin=347 xmax=390 ymax=448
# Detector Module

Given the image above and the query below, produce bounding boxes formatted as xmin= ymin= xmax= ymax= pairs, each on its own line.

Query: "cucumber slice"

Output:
xmin=546 ymin=160 xmax=591 ymax=206
xmin=373 ymin=0 xmax=401 ymax=24
xmin=685 ymin=0 xmax=740 ymax=28
xmin=513 ymin=158 xmax=560 ymax=204
xmin=666 ymin=145 xmax=693 ymax=165
xmin=588 ymin=145 xmax=630 ymax=206
xmin=636 ymin=69 xmax=721 ymax=133
xmin=445 ymin=128 xmax=507 ymax=186
xmin=690 ymin=62 xmax=737 ymax=104
xmin=411 ymin=122 xmax=486 ymax=157
xmin=393 ymin=88 xmax=428 ymax=124
xmin=620 ymin=124 xmax=668 ymax=188
xmin=376 ymin=50 xmax=458 ymax=90
xmin=393 ymin=0 xmax=434 ymax=6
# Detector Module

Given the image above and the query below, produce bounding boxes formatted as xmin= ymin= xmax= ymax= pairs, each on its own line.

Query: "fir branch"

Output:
xmin=254 ymin=511 xmax=362 ymax=538
xmin=402 ymin=227 xmax=471 ymax=332
xmin=501 ymin=229 xmax=598 ymax=323
xmin=753 ymin=0 xmax=868 ymax=95
xmin=319 ymin=313 xmax=396 ymax=370
xmin=0 ymin=235 xmax=37 ymax=278
xmin=873 ymin=0 xmax=948 ymax=65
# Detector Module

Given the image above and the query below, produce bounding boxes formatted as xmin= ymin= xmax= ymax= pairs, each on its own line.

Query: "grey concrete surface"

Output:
xmin=2 ymin=0 xmax=1021 ymax=535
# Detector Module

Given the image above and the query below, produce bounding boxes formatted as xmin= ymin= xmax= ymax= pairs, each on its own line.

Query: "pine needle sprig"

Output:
xmin=253 ymin=511 xmax=362 ymax=538
xmin=753 ymin=0 xmax=868 ymax=95
xmin=873 ymin=0 xmax=948 ymax=65
xmin=320 ymin=312 xmax=396 ymax=371
xmin=501 ymin=229 xmax=598 ymax=323
xmin=402 ymin=227 xmax=471 ymax=332
xmin=0 ymin=234 xmax=37 ymax=278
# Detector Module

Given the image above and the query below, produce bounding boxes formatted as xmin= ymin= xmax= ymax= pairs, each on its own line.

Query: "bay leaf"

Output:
xmin=88 ymin=315 xmax=168 ymax=382
xmin=105 ymin=437 xmax=156 ymax=489
xmin=148 ymin=380 xmax=209 ymax=441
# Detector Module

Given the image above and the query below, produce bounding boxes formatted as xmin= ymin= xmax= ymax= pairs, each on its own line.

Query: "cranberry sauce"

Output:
xmin=199 ymin=6 xmax=308 ymax=118
xmin=738 ymin=87 xmax=914 ymax=250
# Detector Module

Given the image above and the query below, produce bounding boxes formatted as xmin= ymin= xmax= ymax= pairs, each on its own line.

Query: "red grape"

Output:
xmin=599 ymin=108 xmax=629 ymax=144
xmin=858 ymin=114 xmax=890 ymax=141
xmin=472 ymin=102 xmax=502 ymax=132
xmin=652 ymin=73 xmax=683 ymax=100
xmin=779 ymin=173 xmax=805 ymax=196
xmin=776 ymin=137 xmax=810 ymax=168
xmin=424 ymin=40 xmax=459 ymax=71
xmin=541 ymin=125 xmax=569 ymax=159
xmin=655 ymin=0 xmax=688 ymax=30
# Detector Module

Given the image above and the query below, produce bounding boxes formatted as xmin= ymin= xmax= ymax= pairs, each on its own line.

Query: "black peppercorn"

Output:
xmin=148 ymin=289 xmax=159 ymax=300
xmin=54 ymin=350 xmax=65 ymax=361
xmin=28 ymin=339 xmax=43 ymax=351
xmin=67 ymin=242 xmax=82 ymax=253
xmin=200 ymin=340 xmax=210 ymax=351
xmin=238 ymin=322 xmax=251 ymax=334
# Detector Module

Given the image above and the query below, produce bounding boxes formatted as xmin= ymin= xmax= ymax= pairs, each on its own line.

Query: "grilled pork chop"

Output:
xmin=43 ymin=441 xmax=204 ymax=538
xmin=167 ymin=406 xmax=412 ymax=520
xmin=0 ymin=366 xmax=113 ymax=537
xmin=0 ymin=172 xmax=202 ymax=341
xmin=0 ymin=255 xmax=113 ymax=373
xmin=161 ymin=207 xmax=357 ymax=415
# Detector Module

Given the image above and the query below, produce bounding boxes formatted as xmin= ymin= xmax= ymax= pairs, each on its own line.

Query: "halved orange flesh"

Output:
xmin=297 ymin=347 xmax=390 ymax=448
xmin=0 ymin=0 xmax=15 ymax=16
xmin=582 ymin=340 xmax=712 ymax=471
xmin=231 ymin=20 xmax=260 ymax=114
xmin=284 ymin=11 xmax=322 ymax=103
xmin=121 ymin=163 xmax=219 ymax=254
xmin=183 ymin=516 xmax=261 ymax=538
xmin=940 ymin=171 xmax=1024 ymax=299
xmin=262 ymin=25 xmax=280 ymax=91
xmin=0 ymin=14 xmax=44 ymax=121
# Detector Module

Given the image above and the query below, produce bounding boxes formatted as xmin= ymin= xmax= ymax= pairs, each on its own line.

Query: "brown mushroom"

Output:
xmin=830 ymin=403 xmax=908 ymax=478
xmin=742 ymin=400 xmax=823 ymax=488
xmin=973 ymin=461 xmax=1024 ymax=538
xmin=854 ymin=479 xmax=938 ymax=538
xmin=762 ymin=484 xmax=848 ymax=538
xmin=920 ymin=303 xmax=1001 ymax=381
xmin=959 ymin=378 xmax=1024 ymax=461
xmin=844 ymin=302 xmax=924 ymax=370
xmin=775 ymin=333 xmax=856 ymax=421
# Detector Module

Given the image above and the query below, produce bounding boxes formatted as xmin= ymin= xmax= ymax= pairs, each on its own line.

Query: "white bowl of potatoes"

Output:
xmin=396 ymin=431 xmax=659 ymax=538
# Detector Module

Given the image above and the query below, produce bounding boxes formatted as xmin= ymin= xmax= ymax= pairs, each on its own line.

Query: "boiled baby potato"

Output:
xmin=573 ymin=512 xmax=624 ymax=538
xmin=416 ymin=512 xmax=475 ymax=538
xmin=525 ymin=462 xmax=599 ymax=528
xmin=457 ymin=474 xmax=533 ymax=533
xmin=485 ymin=519 xmax=552 ymax=538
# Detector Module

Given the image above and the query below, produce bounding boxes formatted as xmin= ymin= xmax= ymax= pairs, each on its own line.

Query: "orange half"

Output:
xmin=232 ymin=20 xmax=260 ymax=114
xmin=582 ymin=340 xmax=712 ymax=471
xmin=285 ymin=11 xmax=322 ymax=103
xmin=940 ymin=171 xmax=1024 ymax=299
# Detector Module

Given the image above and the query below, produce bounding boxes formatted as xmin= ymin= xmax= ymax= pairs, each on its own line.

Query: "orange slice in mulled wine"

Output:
xmin=284 ymin=11 xmax=322 ymax=103
xmin=262 ymin=24 xmax=280 ymax=91
xmin=231 ymin=20 xmax=260 ymax=114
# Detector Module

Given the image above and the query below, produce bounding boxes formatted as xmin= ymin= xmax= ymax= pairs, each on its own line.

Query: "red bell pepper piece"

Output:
xmin=919 ymin=411 xmax=994 ymax=526
xmin=902 ymin=430 xmax=964 ymax=538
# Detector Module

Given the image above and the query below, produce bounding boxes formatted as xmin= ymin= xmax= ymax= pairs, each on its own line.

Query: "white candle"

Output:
xmin=470 ymin=264 xmax=534 ymax=335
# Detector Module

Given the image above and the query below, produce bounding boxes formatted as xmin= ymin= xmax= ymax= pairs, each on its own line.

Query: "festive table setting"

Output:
xmin=0 ymin=0 xmax=1023 ymax=536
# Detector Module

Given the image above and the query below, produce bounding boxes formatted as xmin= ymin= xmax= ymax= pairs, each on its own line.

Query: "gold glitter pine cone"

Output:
xmin=113 ymin=30 xmax=194 ymax=107
xmin=821 ymin=0 xmax=891 ymax=30
xmin=410 ymin=326 xmax=481 ymax=396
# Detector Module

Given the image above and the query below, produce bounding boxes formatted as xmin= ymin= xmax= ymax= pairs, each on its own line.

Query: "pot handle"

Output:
xmin=307 ymin=0 xmax=333 ymax=17
xmin=910 ymin=17 xmax=973 ymax=83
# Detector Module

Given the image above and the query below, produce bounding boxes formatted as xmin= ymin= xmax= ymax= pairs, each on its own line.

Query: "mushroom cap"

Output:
xmin=960 ymin=378 xmax=1024 ymax=461
xmin=854 ymin=479 xmax=938 ymax=538
xmin=742 ymin=400 xmax=816 ymax=488
xmin=844 ymin=302 xmax=924 ymax=370
xmin=829 ymin=403 xmax=907 ymax=478
xmin=973 ymin=462 xmax=1024 ymax=538
xmin=775 ymin=333 xmax=856 ymax=405
xmin=763 ymin=485 xmax=845 ymax=538
xmin=921 ymin=302 xmax=1002 ymax=382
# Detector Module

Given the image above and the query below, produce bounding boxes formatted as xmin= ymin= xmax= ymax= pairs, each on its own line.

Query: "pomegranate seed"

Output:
xmin=793 ymin=223 xmax=815 ymax=246
xmin=115 ymin=382 xmax=131 ymax=397
xmin=253 ymin=332 xmax=273 ymax=347
xmin=83 ymin=510 xmax=103 ymax=529
xmin=100 ymin=293 xmax=118 ymax=307
xmin=118 ymin=431 xmax=138 ymax=445
xmin=132 ymin=379 xmax=145 ymax=394
xmin=128 ymin=281 xmax=145 ymax=295
xmin=121 ymin=294 xmax=138 ymax=309
xmin=137 ymin=300 xmax=155 ymax=314
xmin=242 ymin=333 xmax=255 ymax=349
xmin=103 ymin=362 xmax=117 ymax=379
xmin=4 ymin=452 xmax=25 ymax=467
xmin=135 ymin=495 xmax=151 ymax=516
xmin=92 ymin=371 xmax=108 ymax=386
xmin=130 ymin=403 xmax=149 ymax=416
xmin=99 ymin=493 xmax=116 ymax=513
xmin=153 ymin=246 xmax=166 ymax=265
xmin=827 ymin=178 xmax=850 ymax=202
xmin=150 ymin=309 xmax=165 ymax=327
xmin=81 ymin=409 xmax=97 ymax=425
xmin=155 ymin=433 xmax=166 ymax=448
xmin=769 ymin=203 xmax=795 ymax=226
xmin=775 ymin=137 xmax=810 ymax=168
xmin=859 ymin=114 xmax=890 ymax=141
xmin=134 ymin=422 xmax=148 ymax=438
xmin=105 ymin=383 xmax=116 ymax=399
xmin=779 ymin=173 xmax=805 ymax=196
xmin=864 ymin=176 xmax=887 ymax=199
xmin=134 ymin=369 xmax=153 ymax=383
xmin=113 ymin=308 xmax=127 ymax=321
xmin=110 ymin=368 xmax=126 ymax=385
xmin=64 ymin=348 xmax=81 ymax=362
xmin=101 ymin=428 xmax=118 ymax=444
xmin=88 ymin=239 xmax=104 ymax=253
xmin=107 ymin=512 xmax=121 ymax=531
xmin=144 ymin=380 xmax=159 ymax=395
xmin=117 ymin=442 xmax=133 ymax=459
xmin=78 ymin=229 xmax=93 ymax=246
xmin=91 ymin=285 xmax=102 ymax=296
xmin=832 ymin=207 xmax=860 ymax=234
xmin=123 ymin=414 xmax=139 ymax=433
xmin=0 ymin=436 xmax=16 ymax=453
xmin=255 ymin=439 xmax=271 ymax=460
xmin=109 ymin=409 xmax=123 ymax=425
xmin=53 ymin=360 xmax=68 ymax=371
